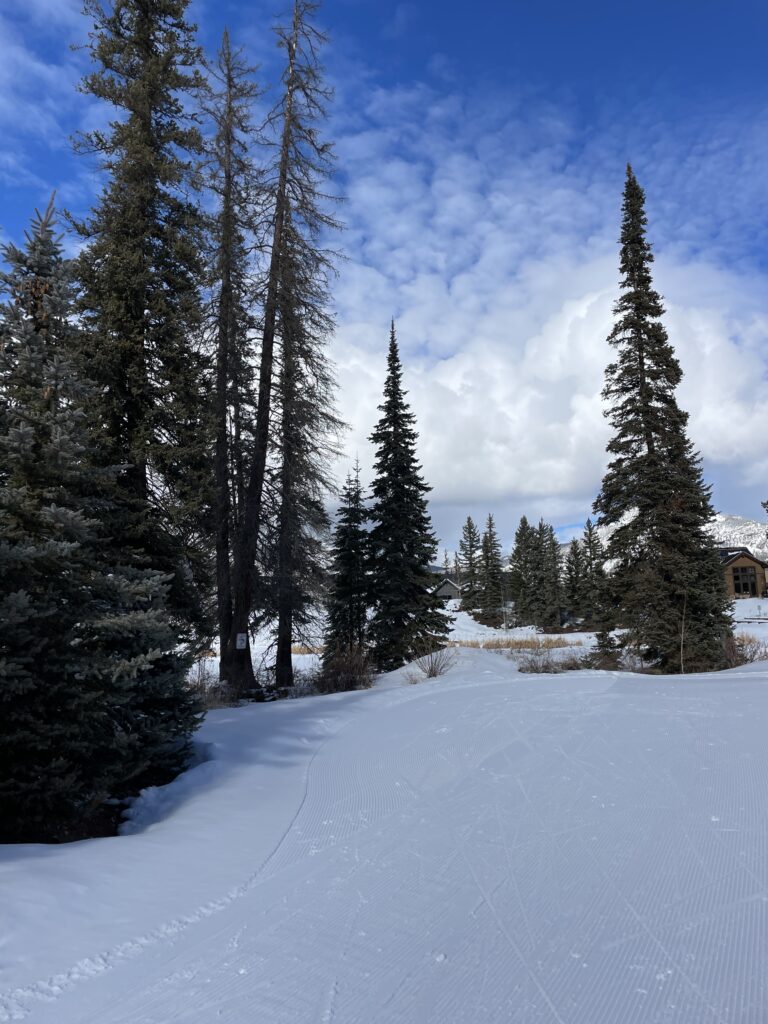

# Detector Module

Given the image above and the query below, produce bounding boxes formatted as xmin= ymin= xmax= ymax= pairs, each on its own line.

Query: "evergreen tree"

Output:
xmin=367 ymin=323 xmax=449 ymax=670
xmin=509 ymin=515 xmax=536 ymax=625
xmin=272 ymin=219 xmax=341 ymax=687
xmin=458 ymin=515 xmax=481 ymax=609
xmin=224 ymin=0 xmax=339 ymax=690
xmin=479 ymin=513 xmax=504 ymax=624
xmin=324 ymin=463 xmax=368 ymax=659
xmin=0 ymin=201 xmax=198 ymax=843
xmin=564 ymin=539 xmax=586 ymax=620
xmin=581 ymin=518 xmax=606 ymax=627
xmin=593 ymin=166 xmax=732 ymax=671
xmin=204 ymin=29 xmax=262 ymax=676
xmin=529 ymin=520 xmax=561 ymax=629
xmin=74 ymin=0 xmax=211 ymax=639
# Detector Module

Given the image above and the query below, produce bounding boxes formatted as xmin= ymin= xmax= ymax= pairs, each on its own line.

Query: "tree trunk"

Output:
xmin=214 ymin=40 xmax=236 ymax=683
xmin=225 ymin=10 xmax=299 ymax=693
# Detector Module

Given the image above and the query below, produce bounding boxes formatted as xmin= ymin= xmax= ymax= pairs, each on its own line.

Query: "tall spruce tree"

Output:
xmin=509 ymin=514 xmax=536 ymax=625
xmin=581 ymin=518 xmax=606 ymax=627
xmin=529 ymin=520 xmax=562 ymax=629
xmin=458 ymin=515 xmax=480 ymax=609
xmin=204 ymin=29 xmax=262 ymax=676
xmin=479 ymin=513 xmax=504 ymax=624
xmin=74 ymin=0 xmax=211 ymax=639
xmin=324 ymin=463 xmax=368 ymax=659
xmin=367 ymin=323 xmax=448 ymax=671
xmin=564 ymin=539 xmax=586 ymax=620
xmin=593 ymin=166 xmax=732 ymax=671
xmin=224 ymin=0 xmax=339 ymax=691
xmin=0 ymin=201 xmax=198 ymax=843
xmin=272 ymin=220 xmax=341 ymax=687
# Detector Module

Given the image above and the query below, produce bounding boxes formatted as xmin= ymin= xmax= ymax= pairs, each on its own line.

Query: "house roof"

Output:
xmin=432 ymin=577 xmax=461 ymax=592
xmin=716 ymin=545 xmax=768 ymax=569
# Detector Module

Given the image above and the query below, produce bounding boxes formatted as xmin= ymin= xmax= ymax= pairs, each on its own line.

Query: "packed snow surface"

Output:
xmin=3 ymin=651 xmax=768 ymax=1023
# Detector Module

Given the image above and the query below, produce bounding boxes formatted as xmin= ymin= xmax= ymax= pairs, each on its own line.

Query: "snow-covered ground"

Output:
xmin=4 ymin=649 xmax=768 ymax=1023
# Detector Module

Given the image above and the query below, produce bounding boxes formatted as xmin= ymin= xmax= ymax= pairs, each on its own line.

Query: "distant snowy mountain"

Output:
xmin=708 ymin=513 xmax=768 ymax=560
xmin=587 ymin=512 xmax=768 ymax=561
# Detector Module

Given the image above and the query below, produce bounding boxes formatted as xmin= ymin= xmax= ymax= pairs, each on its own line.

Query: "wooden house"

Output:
xmin=717 ymin=547 xmax=768 ymax=599
xmin=432 ymin=577 xmax=462 ymax=601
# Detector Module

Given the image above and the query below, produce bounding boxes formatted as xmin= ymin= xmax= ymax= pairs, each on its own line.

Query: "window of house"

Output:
xmin=732 ymin=566 xmax=758 ymax=597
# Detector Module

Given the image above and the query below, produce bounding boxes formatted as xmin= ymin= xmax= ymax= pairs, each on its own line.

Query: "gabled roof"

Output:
xmin=432 ymin=576 xmax=461 ymax=592
xmin=716 ymin=545 xmax=768 ymax=569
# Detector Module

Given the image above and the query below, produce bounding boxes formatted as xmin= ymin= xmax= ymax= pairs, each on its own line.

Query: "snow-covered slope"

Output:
xmin=709 ymin=512 xmax=768 ymax=560
xmin=3 ymin=653 xmax=768 ymax=1023
xmin=588 ymin=511 xmax=768 ymax=560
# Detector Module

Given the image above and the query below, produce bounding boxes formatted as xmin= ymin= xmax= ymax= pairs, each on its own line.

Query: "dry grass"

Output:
xmin=449 ymin=636 xmax=582 ymax=652
xmin=291 ymin=643 xmax=324 ymax=656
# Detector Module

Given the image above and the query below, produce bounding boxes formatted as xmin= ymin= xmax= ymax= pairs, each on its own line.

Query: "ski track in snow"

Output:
xmin=3 ymin=654 xmax=768 ymax=1022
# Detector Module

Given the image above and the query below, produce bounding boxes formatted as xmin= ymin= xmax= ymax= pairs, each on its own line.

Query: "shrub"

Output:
xmin=188 ymin=658 xmax=235 ymax=709
xmin=514 ymin=648 xmax=588 ymax=674
xmin=405 ymin=643 xmax=460 ymax=684
xmin=314 ymin=647 xmax=374 ymax=694
xmin=724 ymin=632 xmax=768 ymax=668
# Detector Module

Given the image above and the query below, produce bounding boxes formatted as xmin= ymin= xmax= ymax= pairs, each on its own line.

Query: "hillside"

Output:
xmin=708 ymin=512 xmax=768 ymax=560
xmin=585 ymin=511 xmax=768 ymax=561
xmin=3 ymin=652 xmax=768 ymax=1023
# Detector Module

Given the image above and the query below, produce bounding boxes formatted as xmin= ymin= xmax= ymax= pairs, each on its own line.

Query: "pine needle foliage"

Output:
xmin=593 ymin=166 xmax=732 ymax=672
xmin=479 ymin=513 xmax=504 ymax=625
xmin=367 ymin=324 xmax=448 ymax=671
xmin=509 ymin=515 xmax=536 ymax=624
xmin=458 ymin=515 xmax=481 ymax=610
xmin=324 ymin=462 xmax=368 ymax=661
xmin=564 ymin=539 xmax=586 ymax=620
xmin=73 ymin=0 xmax=212 ymax=639
xmin=0 ymin=202 xmax=198 ymax=843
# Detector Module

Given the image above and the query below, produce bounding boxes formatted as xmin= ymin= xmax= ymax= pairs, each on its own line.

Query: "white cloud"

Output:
xmin=329 ymin=82 xmax=768 ymax=547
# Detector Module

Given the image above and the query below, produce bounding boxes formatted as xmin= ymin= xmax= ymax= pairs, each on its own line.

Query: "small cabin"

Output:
xmin=717 ymin=546 xmax=768 ymax=599
xmin=432 ymin=577 xmax=461 ymax=601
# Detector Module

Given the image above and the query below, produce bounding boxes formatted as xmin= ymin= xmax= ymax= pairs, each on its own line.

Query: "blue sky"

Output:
xmin=3 ymin=0 xmax=768 ymax=550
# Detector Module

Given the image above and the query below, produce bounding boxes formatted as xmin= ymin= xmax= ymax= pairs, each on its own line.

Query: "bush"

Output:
xmin=188 ymin=658 xmax=234 ymax=709
xmin=314 ymin=648 xmax=374 ymax=694
xmin=403 ymin=646 xmax=458 ymax=683
xmin=724 ymin=632 xmax=768 ymax=668
xmin=514 ymin=648 xmax=588 ymax=674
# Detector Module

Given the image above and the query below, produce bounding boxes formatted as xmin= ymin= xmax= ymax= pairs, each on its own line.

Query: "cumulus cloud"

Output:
xmin=329 ymin=82 xmax=768 ymax=548
xmin=4 ymin=1 xmax=767 ymax=552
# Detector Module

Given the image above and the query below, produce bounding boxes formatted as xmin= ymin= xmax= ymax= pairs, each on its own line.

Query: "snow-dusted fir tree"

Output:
xmin=479 ymin=513 xmax=504 ymax=624
xmin=593 ymin=166 xmax=732 ymax=672
xmin=0 ymin=202 xmax=199 ymax=842
xmin=324 ymin=463 xmax=368 ymax=659
xmin=367 ymin=323 xmax=448 ymax=670
xmin=459 ymin=515 xmax=481 ymax=609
